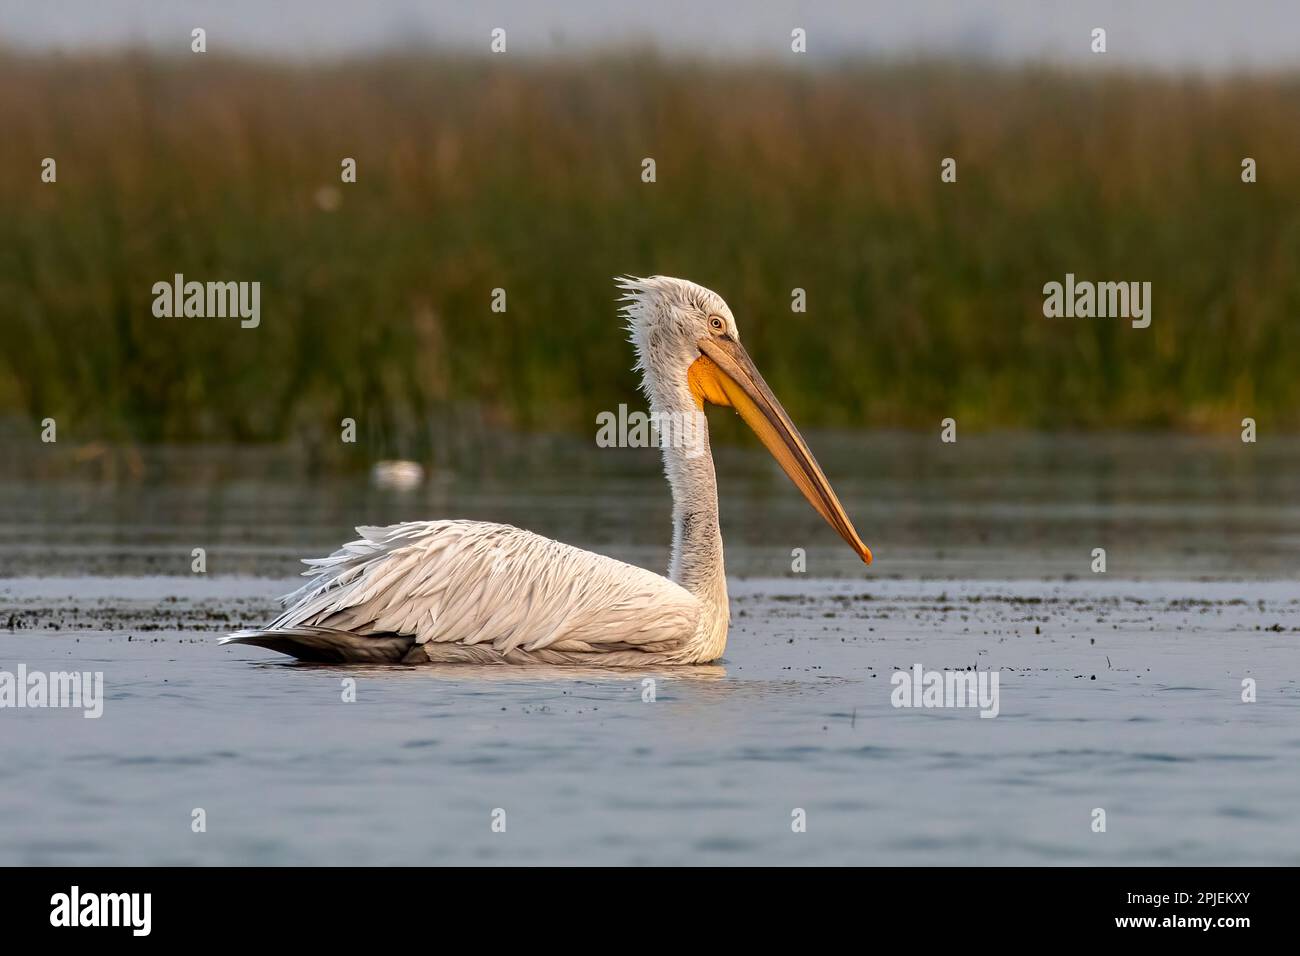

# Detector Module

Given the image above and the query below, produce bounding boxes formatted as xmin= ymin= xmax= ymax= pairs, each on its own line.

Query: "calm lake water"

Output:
xmin=1 ymin=433 xmax=1297 ymax=865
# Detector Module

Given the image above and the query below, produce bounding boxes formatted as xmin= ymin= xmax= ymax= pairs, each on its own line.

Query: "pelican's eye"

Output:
xmin=708 ymin=315 xmax=725 ymax=333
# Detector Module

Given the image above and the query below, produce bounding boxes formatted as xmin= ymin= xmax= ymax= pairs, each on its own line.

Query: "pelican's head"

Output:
xmin=617 ymin=276 xmax=872 ymax=565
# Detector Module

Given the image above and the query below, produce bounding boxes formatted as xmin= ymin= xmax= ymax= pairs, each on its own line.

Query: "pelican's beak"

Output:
xmin=691 ymin=335 xmax=873 ymax=564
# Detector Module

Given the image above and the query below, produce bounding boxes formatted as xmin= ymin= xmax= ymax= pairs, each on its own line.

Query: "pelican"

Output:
xmin=222 ymin=277 xmax=871 ymax=666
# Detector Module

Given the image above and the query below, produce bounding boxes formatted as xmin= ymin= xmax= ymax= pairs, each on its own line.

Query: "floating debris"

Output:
xmin=370 ymin=460 xmax=425 ymax=491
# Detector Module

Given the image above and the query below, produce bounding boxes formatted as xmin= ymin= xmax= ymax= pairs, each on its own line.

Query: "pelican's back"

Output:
xmin=222 ymin=520 xmax=704 ymax=665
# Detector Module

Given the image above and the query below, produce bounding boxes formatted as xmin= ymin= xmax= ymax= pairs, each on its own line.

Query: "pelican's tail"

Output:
xmin=220 ymin=627 xmax=415 ymax=664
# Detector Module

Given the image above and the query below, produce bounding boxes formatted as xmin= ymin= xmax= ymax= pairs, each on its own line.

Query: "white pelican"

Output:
xmin=222 ymin=277 xmax=871 ymax=666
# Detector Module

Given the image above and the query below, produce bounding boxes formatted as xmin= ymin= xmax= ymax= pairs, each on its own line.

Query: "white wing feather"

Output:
xmin=271 ymin=520 xmax=701 ymax=659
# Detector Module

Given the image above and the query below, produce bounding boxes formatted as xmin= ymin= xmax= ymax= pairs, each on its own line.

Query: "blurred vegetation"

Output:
xmin=1 ymin=50 xmax=1298 ymax=461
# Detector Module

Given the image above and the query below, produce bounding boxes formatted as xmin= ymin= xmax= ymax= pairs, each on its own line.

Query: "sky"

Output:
xmin=0 ymin=0 xmax=1297 ymax=70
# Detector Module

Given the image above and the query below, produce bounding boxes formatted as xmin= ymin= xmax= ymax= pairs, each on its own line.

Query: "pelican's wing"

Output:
xmin=268 ymin=520 xmax=700 ymax=657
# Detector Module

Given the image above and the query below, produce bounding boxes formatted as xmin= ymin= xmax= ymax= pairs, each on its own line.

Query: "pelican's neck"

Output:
xmin=652 ymin=380 xmax=729 ymax=650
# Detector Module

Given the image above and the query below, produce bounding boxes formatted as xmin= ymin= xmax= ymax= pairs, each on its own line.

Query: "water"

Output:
xmin=1 ymin=433 xmax=1297 ymax=864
